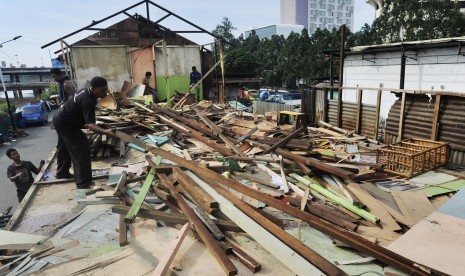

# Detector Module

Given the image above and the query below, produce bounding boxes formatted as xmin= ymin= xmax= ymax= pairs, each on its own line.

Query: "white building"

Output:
xmin=244 ymin=24 xmax=304 ymax=40
xmin=341 ymin=37 xmax=465 ymax=118
xmin=281 ymin=0 xmax=354 ymax=35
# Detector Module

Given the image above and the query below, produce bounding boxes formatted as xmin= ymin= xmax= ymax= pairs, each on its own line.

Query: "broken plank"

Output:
xmin=223 ymin=239 xmax=261 ymax=273
xmin=391 ymin=190 xmax=436 ymax=227
xmin=113 ymin=172 xmax=128 ymax=196
xmin=235 ymin=127 xmax=258 ymax=143
xmin=357 ymin=226 xmax=402 ymax=247
xmin=347 ymin=183 xmax=401 ymax=231
xmin=151 ymin=223 xmax=190 ymax=276
xmin=124 ymin=169 xmax=155 ymax=223
xmin=119 ymin=200 xmax=128 ymax=246
xmin=262 ymin=126 xmax=304 ymax=154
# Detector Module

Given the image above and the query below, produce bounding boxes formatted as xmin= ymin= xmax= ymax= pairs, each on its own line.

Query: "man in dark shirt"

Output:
xmin=189 ymin=66 xmax=202 ymax=100
xmin=52 ymin=76 xmax=114 ymax=189
xmin=50 ymin=68 xmax=76 ymax=104
xmin=142 ymin=71 xmax=158 ymax=103
xmin=6 ymin=148 xmax=45 ymax=202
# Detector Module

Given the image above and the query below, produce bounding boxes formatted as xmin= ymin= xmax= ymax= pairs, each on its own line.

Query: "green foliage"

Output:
xmin=212 ymin=4 xmax=465 ymax=89
xmin=371 ymin=0 xmax=465 ymax=42
xmin=0 ymin=102 xmax=9 ymax=114
xmin=48 ymin=83 xmax=58 ymax=94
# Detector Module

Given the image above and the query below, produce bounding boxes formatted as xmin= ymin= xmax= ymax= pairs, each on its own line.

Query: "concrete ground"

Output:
xmin=0 ymin=109 xmax=58 ymax=214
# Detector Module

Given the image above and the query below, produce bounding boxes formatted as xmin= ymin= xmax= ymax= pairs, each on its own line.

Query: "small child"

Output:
xmin=6 ymin=148 xmax=45 ymax=203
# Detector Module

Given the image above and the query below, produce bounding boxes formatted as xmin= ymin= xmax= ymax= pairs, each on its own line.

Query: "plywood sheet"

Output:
xmin=356 ymin=226 xmax=402 ymax=246
xmin=387 ymin=211 xmax=465 ymax=276
xmin=437 ymin=187 xmax=465 ymax=220
xmin=409 ymin=171 xmax=457 ymax=186
xmin=391 ymin=191 xmax=436 ymax=227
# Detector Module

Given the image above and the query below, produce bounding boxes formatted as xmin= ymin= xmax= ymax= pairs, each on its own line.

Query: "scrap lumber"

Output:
xmin=151 ymin=223 xmax=190 ymax=276
xmin=347 ymin=183 xmax=401 ymax=231
xmin=306 ymin=203 xmax=358 ymax=231
xmin=154 ymin=170 xmax=238 ymax=276
xmin=114 ymin=172 xmax=128 ymax=196
xmin=235 ymin=127 xmax=258 ymax=143
xmin=186 ymin=171 xmax=331 ymax=276
xmin=262 ymin=126 xmax=304 ymax=154
xmin=232 ymin=172 xmax=280 ymax=189
xmin=173 ymin=167 xmax=218 ymax=214
xmin=194 ymin=207 xmax=224 ymax=240
xmin=223 ymin=239 xmax=261 ymax=273
xmin=157 ymin=115 xmax=234 ymax=156
xmin=197 ymin=112 xmax=246 ymax=157
xmin=119 ymin=200 xmax=128 ymax=246
xmin=144 ymin=146 xmax=428 ymax=275
xmin=124 ymin=168 xmax=156 ymax=223
xmin=290 ymin=173 xmax=379 ymax=224
xmin=390 ymin=191 xmax=436 ymax=227
xmin=112 ymin=205 xmax=243 ymax=233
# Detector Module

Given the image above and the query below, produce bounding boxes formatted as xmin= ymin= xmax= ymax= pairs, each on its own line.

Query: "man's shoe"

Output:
xmin=56 ymin=173 xmax=75 ymax=179
xmin=76 ymin=181 xmax=94 ymax=189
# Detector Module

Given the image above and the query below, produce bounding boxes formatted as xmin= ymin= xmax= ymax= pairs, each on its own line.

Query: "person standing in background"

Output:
xmin=6 ymin=148 xmax=45 ymax=202
xmin=189 ymin=66 xmax=202 ymax=101
xmin=142 ymin=71 xmax=158 ymax=103
xmin=50 ymin=68 xmax=76 ymax=104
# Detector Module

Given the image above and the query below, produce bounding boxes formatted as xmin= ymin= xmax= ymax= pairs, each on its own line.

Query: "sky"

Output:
xmin=0 ymin=0 xmax=374 ymax=68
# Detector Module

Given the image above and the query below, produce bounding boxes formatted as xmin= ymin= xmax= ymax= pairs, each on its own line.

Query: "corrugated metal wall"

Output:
xmin=386 ymin=94 xmax=465 ymax=165
xmin=327 ymin=100 xmax=376 ymax=136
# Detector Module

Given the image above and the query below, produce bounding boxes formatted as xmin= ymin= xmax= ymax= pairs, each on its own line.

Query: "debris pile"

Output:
xmin=1 ymin=95 xmax=463 ymax=275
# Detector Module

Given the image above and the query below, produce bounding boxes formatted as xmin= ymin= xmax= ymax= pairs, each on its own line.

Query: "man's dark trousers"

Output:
xmin=53 ymin=118 xmax=92 ymax=187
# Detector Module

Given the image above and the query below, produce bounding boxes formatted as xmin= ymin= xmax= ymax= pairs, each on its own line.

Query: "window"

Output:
xmin=320 ymin=4 xmax=326 ymax=9
xmin=346 ymin=13 xmax=351 ymax=18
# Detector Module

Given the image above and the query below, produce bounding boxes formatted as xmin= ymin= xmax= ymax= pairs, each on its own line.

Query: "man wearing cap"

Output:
xmin=52 ymin=77 xmax=114 ymax=189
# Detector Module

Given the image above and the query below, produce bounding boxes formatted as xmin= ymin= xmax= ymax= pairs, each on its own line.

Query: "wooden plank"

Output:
xmin=355 ymin=89 xmax=362 ymax=134
xmin=119 ymin=201 xmax=128 ymax=246
xmin=430 ymin=95 xmax=441 ymax=141
xmin=112 ymin=205 xmax=243 ymax=233
xmin=397 ymin=92 xmax=406 ymax=142
xmin=173 ymin=167 xmax=218 ymax=214
xmin=235 ymin=127 xmax=258 ymax=143
xmin=160 ymin=177 xmax=238 ymax=275
xmin=113 ymin=172 xmax=128 ymax=196
xmin=391 ymin=190 xmax=436 ymax=227
xmin=347 ymin=183 xmax=401 ymax=231
xmin=373 ymin=89 xmax=382 ymax=140
xmin=124 ymin=169 xmax=155 ymax=223
xmin=186 ymin=171 xmax=327 ymax=276
xmin=151 ymin=223 xmax=190 ymax=276
xmin=223 ymin=239 xmax=261 ymax=273
xmin=194 ymin=207 xmax=224 ymax=240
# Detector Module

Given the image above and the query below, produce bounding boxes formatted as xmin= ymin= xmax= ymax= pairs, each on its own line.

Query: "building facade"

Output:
xmin=281 ymin=0 xmax=354 ymax=35
xmin=244 ymin=24 xmax=304 ymax=40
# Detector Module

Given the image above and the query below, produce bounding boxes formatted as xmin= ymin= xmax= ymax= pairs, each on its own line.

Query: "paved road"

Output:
xmin=0 ymin=109 xmax=58 ymax=214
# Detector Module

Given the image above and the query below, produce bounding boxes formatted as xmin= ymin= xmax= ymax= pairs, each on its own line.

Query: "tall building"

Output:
xmin=366 ymin=0 xmax=465 ymax=18
xmin=244 ymin=24 xmax=305 ymax=40
xmin=281 ymin=0 xmax=355 ymax=35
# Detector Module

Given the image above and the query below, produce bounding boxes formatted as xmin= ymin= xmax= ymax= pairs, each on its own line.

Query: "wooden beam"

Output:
xmin=113 ymin=172 xmax=128 ymax=196
xmin=173 ymin=167 xmax=218 ymax=214
xmin=219 ymin=40 xmax=225 ymax=103
xmin=323 ymin=88 xmax=329 ymax=122
xmin=124 ymin=169 xmax=155 ymax=223
xmin=355 ymin=89 xmax=363 ymax=134
xmin=373 ymin=89 xmax=382 ymax=140
xmin=223 ymin=239 xmax=261 ymax=273
xmin=194 ymin=207 xmax=224 ymax=240
xmin=162 ymin=174 xmax=238 ymax=275
xmin=431 ymin=95 xmax=442 ymax=141
xmin=151 ymin=223 xmax=190 ymax=276
xmin=397 ymin=92 xmax=406 ymax=142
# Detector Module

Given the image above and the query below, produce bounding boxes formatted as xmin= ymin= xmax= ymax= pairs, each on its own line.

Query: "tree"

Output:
xmin=212 ymin=17 xmax=238 ymax=47
xmin=372 ymin=0 xmax=465 ymax=43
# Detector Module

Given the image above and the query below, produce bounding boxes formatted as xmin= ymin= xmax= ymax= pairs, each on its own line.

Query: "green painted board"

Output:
xmin=421 ymin=179 xmax=465 ymax=197
xmin=156 ymin=76 xmax=203 ymax=101
xmin=124 ymin=168 xmax=155 ymax=223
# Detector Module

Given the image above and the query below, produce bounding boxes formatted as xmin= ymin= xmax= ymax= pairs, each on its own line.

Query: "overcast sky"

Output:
xmin=0 ymin=0 xmax=374 ymax=68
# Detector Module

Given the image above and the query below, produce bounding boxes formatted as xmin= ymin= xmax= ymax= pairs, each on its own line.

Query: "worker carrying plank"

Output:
xmin=52 ymin=77 xmax=115 ymax=189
